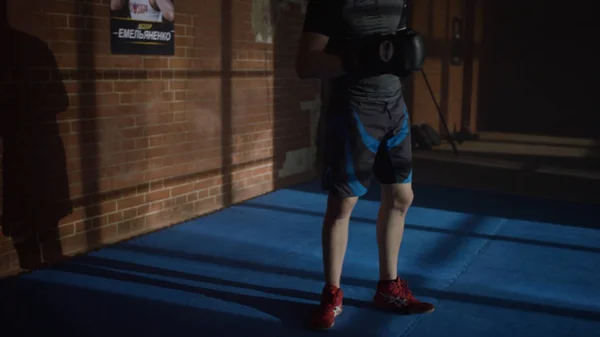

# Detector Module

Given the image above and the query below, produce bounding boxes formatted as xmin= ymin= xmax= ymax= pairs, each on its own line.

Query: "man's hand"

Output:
xmin=295 ymin=33 xmax=345 ymax=79
xmin=295 ymin=0 xmax=345 ymax=79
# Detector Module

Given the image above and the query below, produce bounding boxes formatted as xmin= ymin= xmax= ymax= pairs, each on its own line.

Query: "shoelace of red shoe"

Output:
xmin=322 ymin=289 xmax=343 ymax=310
xmin=391 ymin=279 xmax=413 ymax=299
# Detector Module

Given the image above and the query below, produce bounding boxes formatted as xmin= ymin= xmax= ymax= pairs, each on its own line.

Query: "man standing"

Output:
xmin=295 ymin=0 xmax=434 ymax=330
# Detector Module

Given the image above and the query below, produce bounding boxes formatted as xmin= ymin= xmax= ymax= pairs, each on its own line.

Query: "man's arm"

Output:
xmin=155 ymin=0 xmax=175 ymax=22
xmin=110 ymin=0 xmax=125 ymax=11
xmin=295 ymin=0 xmax=345 ymax=79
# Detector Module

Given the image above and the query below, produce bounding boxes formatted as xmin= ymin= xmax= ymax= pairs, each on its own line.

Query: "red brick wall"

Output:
xmin=0 ymin=0 xmax=318 ymax=277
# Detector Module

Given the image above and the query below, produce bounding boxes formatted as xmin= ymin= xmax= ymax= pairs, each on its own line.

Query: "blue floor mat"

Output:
xmin=2 ymin=181 xmax=599 ymax=337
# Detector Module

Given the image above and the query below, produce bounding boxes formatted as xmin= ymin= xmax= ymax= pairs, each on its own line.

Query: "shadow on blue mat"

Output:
xmin=0 ymin=261 xmax=359 ymax=337
xmin=3 ymin=242 xmax=600 ymax=337
xmin=1 ymin=279 xmax=343 ymax=337
xmin=242 ymin=203 xmax=600 ymax=254
xmin=2 ymin=179 xmax=600 ymax=337
xmin=288 ymin=180 xmax=598 ymax=229
xmin=105 ymin=244 xmax=600 ymax=322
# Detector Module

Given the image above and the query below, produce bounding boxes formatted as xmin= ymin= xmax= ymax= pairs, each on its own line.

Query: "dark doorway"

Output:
xmin=476 ymin=1 xmax=596 ymax=138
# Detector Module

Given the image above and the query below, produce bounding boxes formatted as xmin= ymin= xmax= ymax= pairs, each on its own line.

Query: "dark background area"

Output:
xmin=476 ymin=1 xmax=597 ymax=138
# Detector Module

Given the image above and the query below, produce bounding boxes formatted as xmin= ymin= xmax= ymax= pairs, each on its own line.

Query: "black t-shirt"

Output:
xmin=303 ymin=0 xmax=406 ymax=108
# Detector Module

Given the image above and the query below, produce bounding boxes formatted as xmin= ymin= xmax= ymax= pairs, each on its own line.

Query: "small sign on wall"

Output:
xmin=109 ymin=0 xmax=175 ymax=55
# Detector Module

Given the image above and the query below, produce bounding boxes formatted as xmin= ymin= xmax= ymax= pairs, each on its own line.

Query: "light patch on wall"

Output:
xmin=278 ymin=92 xmax=322 ymax=178
xmin=251 ymin=0 xmax=308 ymax=44
xmin=99 ymin=117 xmax=138 ymax=183
xmin=191 ymin=107 xmax=221 ymax=139
xmin=144 ymin=98 xmax=163 ymax=125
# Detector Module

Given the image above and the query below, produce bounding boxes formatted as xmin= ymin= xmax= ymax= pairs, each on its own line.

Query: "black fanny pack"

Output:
xmin=395 ymin=0 xmax=426 ymax=74
xmin=340 ymin=1 xmax=427 ymax=78
xmin=395 ymin=28 xmax=426 ymax=73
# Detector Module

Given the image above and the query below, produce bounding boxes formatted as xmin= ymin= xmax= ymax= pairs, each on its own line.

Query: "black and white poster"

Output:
xmin=109 ymin=0 xmax=175 ymax=55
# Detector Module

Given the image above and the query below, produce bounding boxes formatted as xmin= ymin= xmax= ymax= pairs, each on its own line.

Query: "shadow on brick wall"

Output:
xmin=0 ymin=2 xmax=72 ymax=270
xmin=272 ymin=0 xmax=326 ymax=190
xmin=220 ymin=0 xmax=234 ymax=207
xmin=74 ymin=0 xmax=103 ymax=260
xmin=273 ymin=0 xmax=302 ymax=189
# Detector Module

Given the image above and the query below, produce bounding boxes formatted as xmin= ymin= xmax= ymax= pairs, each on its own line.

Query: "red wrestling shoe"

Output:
xmin=309 ymin=285 xmax=344 ymax=330
xmin=373 ymin=278 xmax=435 ymax=314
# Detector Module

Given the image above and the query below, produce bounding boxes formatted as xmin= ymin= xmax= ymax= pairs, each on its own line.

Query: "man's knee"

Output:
xmin=393 ymin=189 xmax=414 ymax=213
xmin=382 ymin=183 xmax=414 ymax=213
xmin=325 ymin=194 xmax=358 ymax=221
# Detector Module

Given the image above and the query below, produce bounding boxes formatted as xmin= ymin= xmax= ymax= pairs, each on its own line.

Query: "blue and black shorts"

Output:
xmin=319 ymin=97 xmax=413 ymax=198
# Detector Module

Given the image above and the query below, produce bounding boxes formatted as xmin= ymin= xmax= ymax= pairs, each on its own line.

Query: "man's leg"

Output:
xmin=322 ymin=194 xmax=357 ymax=288
xmin=371 ymin=101 xmax=434 ymax=314
xmin=376 ymin=182 xmax=413 ymax=281
xmin=309 ymin=193 xmax=358 ymax=331
xmin=310 ymin=109 xmax=377 ymax=330
xmin=314 ymin=109 xmax=355 ymax=289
